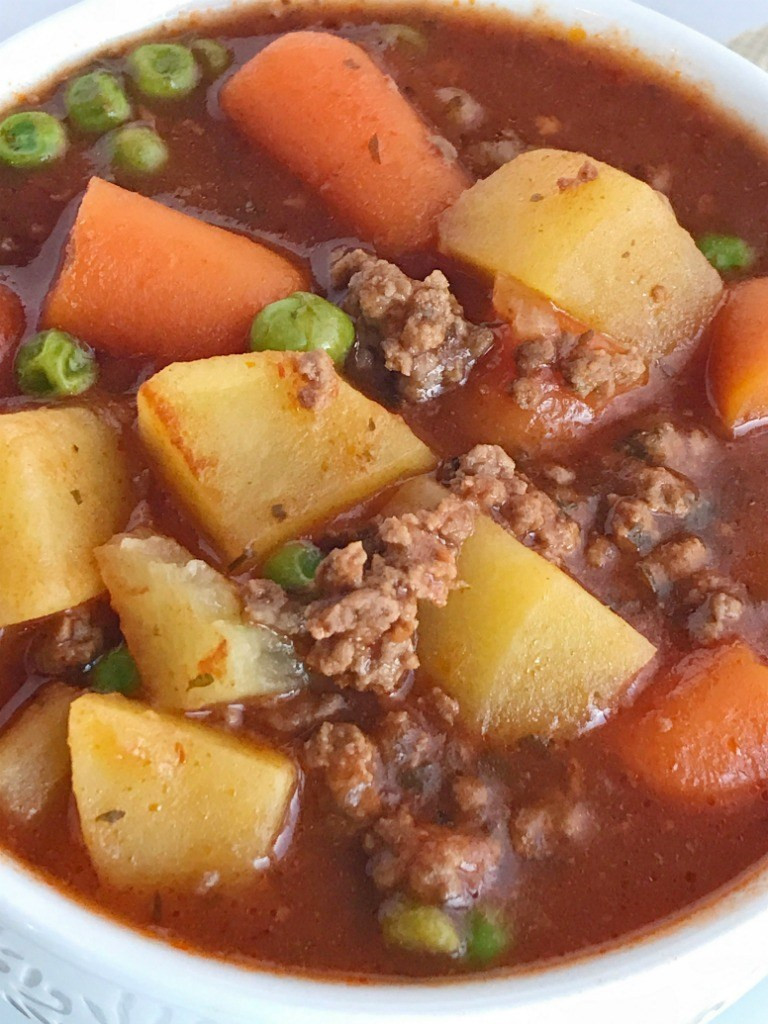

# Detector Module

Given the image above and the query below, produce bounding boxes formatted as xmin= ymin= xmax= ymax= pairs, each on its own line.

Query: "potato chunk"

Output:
xmin=0 ymin=683 xmax=77 ymax=822
xmin=69 ymin=693 xmax=297 ymax=889
xmin=138 ymin=352 xmax=435 ymax=562
xmin=96 ymin=532 xmax=305 ymax=710
xmin=0 ymin=407 xmax=134 ymax=627
xmin=440 ymin=149 xmax=722 ymax=361
xmin=388 ymin=477 xmax=656 ymax=741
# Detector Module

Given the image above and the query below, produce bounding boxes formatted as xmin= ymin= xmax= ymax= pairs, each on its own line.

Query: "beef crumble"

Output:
xmin=334 ymin=249 xmax=493 ymax=402
xmin=244 ymin=494 xmax=476 ymax=695
xmin=443 ymin=444 xmax=580 ymax=563
xmin=28 ymin=607 xmax=105 ymax=676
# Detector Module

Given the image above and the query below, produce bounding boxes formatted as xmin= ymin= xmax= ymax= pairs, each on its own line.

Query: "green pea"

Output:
xmin=112 ymin=125 xmax=169 ymax=175
xmin=65 ymin=71 xmax=132 ymax=134
xmin=90 ymin=645 xmax=140 ymax=695
xmin=465 ymin=909 xmax=510 ymax=965
xmin=0 ymin=111 xmax=67 ymax=169
xmin=697 ymin=233 xmax=756 ymax=274
xmin=250 ymin=292 xmax=355 ymax=365
xmin=263 ymin=540 xmax=323 ymax=591
xmin=191 ymin=39 xmax=232 ymax=77
xmin=381 ymin=902 xmax=461 ymax=956
xmin=127 ymin=43 xmax=201 ymax=100
xmin=15 ymin=330 xmax=98 ymax=398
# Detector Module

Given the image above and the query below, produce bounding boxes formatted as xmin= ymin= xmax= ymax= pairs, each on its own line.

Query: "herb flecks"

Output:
xmin=188 ymin=673 xmax=215 ymax=690
xmin=96 ymin=809 xmax=125 ymax=824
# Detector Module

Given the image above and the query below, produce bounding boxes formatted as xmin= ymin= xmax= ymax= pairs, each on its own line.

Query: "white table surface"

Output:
xmin=1 ymin=0 xmax=767 ymax=1022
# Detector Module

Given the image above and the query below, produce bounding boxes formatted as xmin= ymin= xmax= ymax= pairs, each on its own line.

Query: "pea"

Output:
xmin=14 ymin=329 xmax=98 ymax=398
xmin=250 ymin=292 xmax=355 ymax=365
xmin=127 ymin=43 xmax=201 ymax=100
xmin=65 ymin=71 xmax=131 ymax=134
xmin=697 ymin=233 xmax=756 ymax=274
xmin=0 ymin=111 xmax=67 ymax=169
xmin=263 ymin=540 xmax=324 ymax=591
xmin=112 ymin=125 xmax=169 ymax=175
xmin=191 ymin=39 xmax=232 ymax=77
xmin=381 ymin=902 xmax=461 ymax=956
xmin=465 ymin=909 xmax=510 ymax=965
xmin=90 ymin=645 xmax=140 ymax=696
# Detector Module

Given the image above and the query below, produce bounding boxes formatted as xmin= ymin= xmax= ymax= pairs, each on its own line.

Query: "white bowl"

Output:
xmin=2 ymin=1 xmax=768 ymax=1022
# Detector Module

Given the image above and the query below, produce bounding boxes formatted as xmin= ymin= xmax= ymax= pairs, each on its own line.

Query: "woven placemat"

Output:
xmin=730 ymin=25 xmax=768 ymax=69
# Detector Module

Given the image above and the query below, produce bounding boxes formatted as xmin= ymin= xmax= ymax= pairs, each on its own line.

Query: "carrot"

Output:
xmin=220 ymin=32 xmax=470 ymax=254
xmin=0 ymin=283 xmax=25 ymax=394
xmin=43 ymin=178 xmax=307 ymax=362
xmin=707 ymin=278 xmax=768 ymax=435
xmin=612 ymin=642 xmax=768 ymax=804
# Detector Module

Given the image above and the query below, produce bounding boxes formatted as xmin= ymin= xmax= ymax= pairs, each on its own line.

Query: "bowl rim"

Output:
xmin=3 ymin=0 xmax=768 ymax=1016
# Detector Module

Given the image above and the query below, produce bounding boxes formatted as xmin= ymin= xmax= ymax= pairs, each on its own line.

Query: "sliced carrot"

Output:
xmin=707 ymin=278 xmax=768 ymax=435
xmin=43 ymin=178 xmax=307 ymax=362
xmin=612 ymin=642 xmax=768 ymax=804
xmin=221 ymin=31 xmax=470 ymax=254
xmin=0 ymin=283 xmax=25 ymax=394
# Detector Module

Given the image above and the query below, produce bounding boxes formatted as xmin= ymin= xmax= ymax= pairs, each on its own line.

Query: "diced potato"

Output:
xmin=0 ymin=683 xmax=77 ymax=822
xmin=439 ymin=148 xmax=722 ymax=361
xmin=386 ymin=477 xmax=656 ymax=741
xmin=138 ymin=352 xmax=435 ymax=562
xmin=69 ymin=693 xmax=297 ymax=889
xmin=96 ymin=532 xmax=306 ymax=711
xmin=0 ymin=407 xmax=134 ymax=628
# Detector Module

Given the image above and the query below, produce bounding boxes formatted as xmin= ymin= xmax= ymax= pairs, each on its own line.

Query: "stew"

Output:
xmin=2 ymin=0 xmax=768 ymax=982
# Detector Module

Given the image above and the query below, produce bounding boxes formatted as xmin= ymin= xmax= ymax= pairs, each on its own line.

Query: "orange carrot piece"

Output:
xmin=221 ymin=32 xmax=470 ymax=254
xmin=0 ymin=283 xmax=24 ymax=351
xmin=707 ymin=278 xmax=768 ymax=435
xmin=0 ymin=283 xmax=25 ymax=394
xmin=613 ymin=642 xmax=768 ymax=804
xmin=43 ymin=178 xmax=307 ymax=362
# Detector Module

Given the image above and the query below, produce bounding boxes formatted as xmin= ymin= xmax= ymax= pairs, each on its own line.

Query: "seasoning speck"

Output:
xmin=271 ymin=503 xmax=288 ymax=521
xmin=96 ymin=809 xmax=125 ymax=824
xmin=368 ymin=134 xmax=381 ymax=164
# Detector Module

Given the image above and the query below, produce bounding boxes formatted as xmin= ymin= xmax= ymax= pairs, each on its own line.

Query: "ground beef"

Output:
xmin=556 ymin=159 xmax=599 ymax=191
xmin=376 ymin=709 xmax=445 ymax=804
xmin=295 ymin=350 xmax=338 ymax=410
xmin=257 ymin=691 xmax=347 ymax=735
xmin=241 ymin=578 xmax=304 ymax=635
xmin=585 ymin=534 xmax=619 ymax=568
xmin=445 ymin=444 xmax=580 ymax=563
xmin=682 ymin=570 xmax=745 ymax=644
xmin=511 ymin=795 xmax=594 ymax=860
xmin=28 ymin=608 xmax=105 ymax=675
xmin=364 ymin=807 xmax=501 ymax=907
xmin=511 ymin=318 xmax=645 ymax=404
xmin=334 ymin=249 xmax=493 ymax=402
xmin=625 ymin=463 xmax=697 ymax=517
xmin=638 ymin=535 xmax=709 ymax=596
xmin=605 ymin=495 xmax=659 ymax=554
xmin=305 ymin=722 xmax=384 ymax=822
xmin=622 ymin=421 xmax=714 ymax=473
xmin=464 ymin=129 xmax=526 ymax=176
xmin=452 ymin=775 xmax=494 ymax=827
xmin=562 ymin=344 xmax=646 ymax=401
xmin=245 ymin=495 xmax=476 ymax=695
xmin=435 ymin=87 xmax=485 ymax=130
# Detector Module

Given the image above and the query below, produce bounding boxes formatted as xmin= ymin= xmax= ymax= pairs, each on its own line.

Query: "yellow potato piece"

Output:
xmin=0 ymin=407 xmax=134 ymax=627
xmin=387 ymin=477 xmax=656 ymax=741
xmin=0 ymin=683 xmax=77 ymax=822
xmin=138 ymin=351 xmax=435 ymax=563
xmin=69 ymin=693 xmax=297 ymax=889
xmin=97 ymin=532 xmax=306 ymax=711
xmin=439 ymin=148 xmax=722 ymax=360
